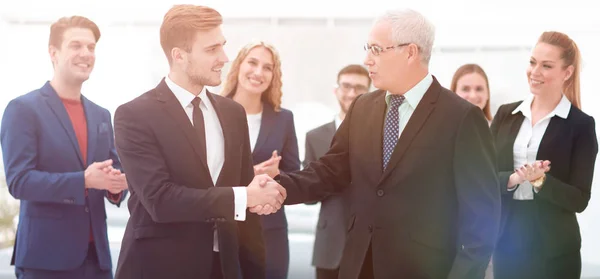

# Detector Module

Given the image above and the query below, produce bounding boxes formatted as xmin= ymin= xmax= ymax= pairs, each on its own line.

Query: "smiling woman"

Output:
xmin=221 ymin=41 xmax=300 ymax=279
xmin=491 ymin=31 xmax=598 ymax=279
xmin=450 ymin=64 xmax=492 ymax=122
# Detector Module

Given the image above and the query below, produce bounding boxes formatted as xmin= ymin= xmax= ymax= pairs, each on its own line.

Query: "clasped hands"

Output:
xmin=84 ymin=159 xmax=128 ymax=194
xmin=508 ymin=160 xmax=551 ymax=190
xmin=247 ymin=150 xmax=285 ymax=215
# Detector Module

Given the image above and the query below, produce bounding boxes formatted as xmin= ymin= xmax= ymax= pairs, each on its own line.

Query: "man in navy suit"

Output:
xmin=0 ymin=15 xmax=128 ymax=279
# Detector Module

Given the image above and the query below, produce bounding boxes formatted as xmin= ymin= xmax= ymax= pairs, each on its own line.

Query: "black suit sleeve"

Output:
xmin=278 ymin=101 xmax=357 ymax=205
xmin=236 ymin=111 xmax=266 ymax=279
xmin=114 ymin=103 xmax=235 ymax=223
xmin=280 ymin=112 xmax=301 ymax=173
xmin=490 ymin=105 xmax=516 ymax=194
xmin=535 ymin=116 xmax=598 ymax=213
xmin=303 ymin=132 xmax=317 ymax=170
xmin=448 ymin=106 xmax=501 ymax=279
xmin=302 ymin=132 xmax=320 ymax=205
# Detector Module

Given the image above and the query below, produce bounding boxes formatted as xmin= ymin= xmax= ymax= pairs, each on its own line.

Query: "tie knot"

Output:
xmin=389 ymin=95 xmax=405 ymax=109
xmin=191 ymin=96 xmax=201 ymax=107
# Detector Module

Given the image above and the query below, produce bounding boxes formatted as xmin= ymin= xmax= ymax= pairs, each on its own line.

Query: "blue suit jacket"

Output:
xmin=0 ymin=81 xmax=127 ymax=271
xmin=252 ymin=103 xmax=300 ymax=230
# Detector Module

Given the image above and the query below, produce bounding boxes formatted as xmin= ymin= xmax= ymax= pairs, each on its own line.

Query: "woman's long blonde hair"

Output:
xmin=221 ymin=41 xmax=283 ymax=111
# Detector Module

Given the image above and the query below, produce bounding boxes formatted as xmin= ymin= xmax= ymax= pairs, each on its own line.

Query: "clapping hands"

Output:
xmin=254 ymin=150 xmax=281 ymax=178
xmin=514 ymin=160 xmax=551 ymax=183
xmin=508 ymin=160 xmax=551 ymax=189
xmin=84 ymin=159 xmax=127 ymax=194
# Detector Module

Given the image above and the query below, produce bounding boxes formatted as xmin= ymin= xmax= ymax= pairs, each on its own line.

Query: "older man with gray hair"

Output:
xmin=259 ymin=8 xmax=501 ymax=279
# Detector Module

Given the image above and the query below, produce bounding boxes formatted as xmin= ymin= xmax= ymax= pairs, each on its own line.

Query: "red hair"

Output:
xmin=160 ymin=5 xmax=223 ymax=65
xmin=538 ymin=31 xmax=582 ymax=109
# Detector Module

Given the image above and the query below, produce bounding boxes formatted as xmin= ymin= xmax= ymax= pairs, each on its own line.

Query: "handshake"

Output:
xmin=246 ymin=174 xmax=287 ymax=215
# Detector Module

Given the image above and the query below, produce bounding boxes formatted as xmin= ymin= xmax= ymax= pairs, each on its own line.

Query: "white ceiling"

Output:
xmin=1 ymin=0 xmax=598 ymax=28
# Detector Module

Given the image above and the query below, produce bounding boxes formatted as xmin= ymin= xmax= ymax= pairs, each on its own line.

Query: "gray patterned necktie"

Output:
xmin=382 ymin=95 xmax=405 ymax=170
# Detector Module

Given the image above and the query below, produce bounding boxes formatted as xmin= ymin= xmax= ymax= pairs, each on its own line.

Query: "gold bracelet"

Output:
xmin=530 ymin=174 xmax=546 ymax=188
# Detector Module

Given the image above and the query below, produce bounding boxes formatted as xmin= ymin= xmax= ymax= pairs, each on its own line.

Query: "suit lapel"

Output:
xmin=41 ymin=83 xmax=84 ymax=167
xmin=537 ymin=115 xmax=567 ymax=160
xmin=82 ymin=96 xmax=97 ymax=166
xmin=253 ymin=103 xmax=276 ymax=156
xmin=324 ymin=121 xmax=336 ymax=140
xmin=155 ymin=79 xmax=211 ymax=176
xmin=378 ymin=80 xmax=440 ymax=185
xmin=499 ymin=108 xmax=525 ymax=167
xmin=364 ymin=90 xmax=387 ymax=184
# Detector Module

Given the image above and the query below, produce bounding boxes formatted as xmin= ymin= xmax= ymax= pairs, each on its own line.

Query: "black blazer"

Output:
xmin=304 ymin=120 xmax=352 ymax=269
xmin=490 ymin=101 xmax=598 ymax=257
xmin=113 ymin=79 xmax=265 ymax=279
xmin=279 ymin=77 xmax=501 ymax=279
xmin=251 ymin=102 xmax=300 ymax=230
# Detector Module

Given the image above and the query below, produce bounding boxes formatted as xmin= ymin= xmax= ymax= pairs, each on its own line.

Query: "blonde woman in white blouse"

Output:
xmin=490 ymin=31 xmax=598 ymax=279
xmin=221 ymin=41 xmax=300 ymax=279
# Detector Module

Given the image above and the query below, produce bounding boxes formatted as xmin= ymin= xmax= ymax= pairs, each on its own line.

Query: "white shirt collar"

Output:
xmin=512 ymin=94 xmax=571 ymax=119
xmin=334 ymin=114 xmax=343 ymax=130
xmin=385 ymin=73 xmax=433 ymax=109
xmin=165 ymin=76 xmax=209 ymax=110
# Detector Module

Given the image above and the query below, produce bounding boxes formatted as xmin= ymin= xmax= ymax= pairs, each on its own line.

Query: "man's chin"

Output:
xmin=71 ymin=74 xmax=90 ymax=84
xmin=205 ymin=79 xmax=222 ymax=87
xmin=190 ymin=76 xmax=221 ymax=88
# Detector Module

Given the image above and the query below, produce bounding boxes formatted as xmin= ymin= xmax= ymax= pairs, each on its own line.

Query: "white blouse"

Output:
xmin=510 ymin=94 xmax=571 ymax=200
xmin=247 ymin=112 xmax=262 ymax=153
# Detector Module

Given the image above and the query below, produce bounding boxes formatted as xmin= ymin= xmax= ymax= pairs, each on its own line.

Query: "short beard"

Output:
xmin=338 ymin=99 xmax=350 ymax=114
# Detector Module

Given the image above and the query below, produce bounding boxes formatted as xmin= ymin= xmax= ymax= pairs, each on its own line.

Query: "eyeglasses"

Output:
xmin=337 ymin=82 xmax=370 ymax=94
xmin=364 ymin=43 xmax=411 ymax=56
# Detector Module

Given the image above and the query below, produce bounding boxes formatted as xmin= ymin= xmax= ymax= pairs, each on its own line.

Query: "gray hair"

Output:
xmin=374 ymin=9 xmax=436 ymax=64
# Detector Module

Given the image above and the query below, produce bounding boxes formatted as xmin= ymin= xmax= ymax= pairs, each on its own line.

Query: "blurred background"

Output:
xmin=0 ymin=0 xmax=599 ymax=278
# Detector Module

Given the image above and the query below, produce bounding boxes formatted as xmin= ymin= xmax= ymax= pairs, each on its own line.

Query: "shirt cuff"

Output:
xmin=508 ymin=184 xmax=519 ymax=191
xmin=232 ymin=187 xmax=247 ymax=221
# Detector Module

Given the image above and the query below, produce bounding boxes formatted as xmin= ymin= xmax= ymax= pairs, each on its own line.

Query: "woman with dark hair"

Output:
xmin=451 ymin=63 xmax=493 ymax=124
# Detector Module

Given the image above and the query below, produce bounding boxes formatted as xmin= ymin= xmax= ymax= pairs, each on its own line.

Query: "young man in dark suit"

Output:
xmin=113 ymin=5 xmax=286 ymax=279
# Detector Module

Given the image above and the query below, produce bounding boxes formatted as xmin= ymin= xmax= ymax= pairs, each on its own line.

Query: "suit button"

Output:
xmin=85 ymin=207 xmax=89 ymax=213
xmin=368 ymin=225 xmax=373 ymax=233
xmin=376 ymin=189 xmax=384 ymax=197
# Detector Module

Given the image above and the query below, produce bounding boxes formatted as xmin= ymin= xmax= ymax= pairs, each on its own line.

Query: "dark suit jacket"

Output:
xmin=278 ymin=77 xmax=500 ymax=279
xmin=304 ymin=120 xmax=350 ymax=269
xmin=0 ymin=81 xmax=126 ymax=272
xmin=251 ymin=103 xmax=300 ymax=230
xmin=113 ymin=79 xmax=265 ymax=279
xmin=491 ymin=101 xmax=598 ymax=256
